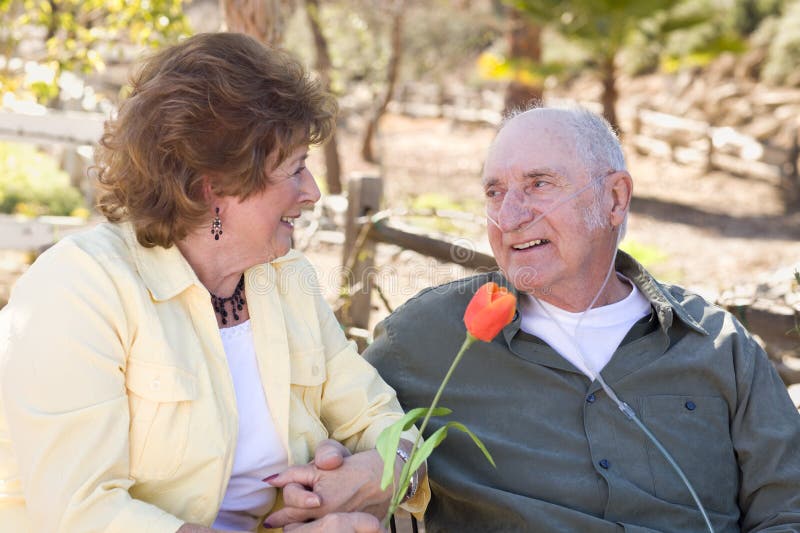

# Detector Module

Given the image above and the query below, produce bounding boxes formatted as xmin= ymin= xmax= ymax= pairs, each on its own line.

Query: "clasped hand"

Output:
xmin=264 ymin=439 xmax=402 ymax=530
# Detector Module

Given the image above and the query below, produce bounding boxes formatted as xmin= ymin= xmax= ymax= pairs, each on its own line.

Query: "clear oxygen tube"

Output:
xmin=486 ymin=175 xmax=715 ymax=533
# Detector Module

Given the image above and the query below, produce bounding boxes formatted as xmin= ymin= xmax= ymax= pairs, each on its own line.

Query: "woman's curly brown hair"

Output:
xmin=95 ymin=32 xmax=337 ymax=248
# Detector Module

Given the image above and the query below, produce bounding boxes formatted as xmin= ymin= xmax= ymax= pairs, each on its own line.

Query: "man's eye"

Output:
xmin=533 ymin=179 xmax=549 ymax=188
xmin=485 ymin=189 xmax=501 ymax=199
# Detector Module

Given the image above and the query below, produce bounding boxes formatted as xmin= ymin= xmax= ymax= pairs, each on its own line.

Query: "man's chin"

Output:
xmin=502 ymin=264 xmax=542 ymax=292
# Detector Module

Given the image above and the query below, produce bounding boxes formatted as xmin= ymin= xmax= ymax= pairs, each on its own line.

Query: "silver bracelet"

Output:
xmin=395 ymin=447 xmax=418 ymax=501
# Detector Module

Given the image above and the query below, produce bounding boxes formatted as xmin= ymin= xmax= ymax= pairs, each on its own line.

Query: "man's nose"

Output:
xmin=496 ymin=188 xmax=534 ymax=233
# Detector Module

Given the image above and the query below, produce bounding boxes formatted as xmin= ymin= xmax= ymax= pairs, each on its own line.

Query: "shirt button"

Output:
xmin=586 ymin=394 xmax=596 ymax=404
xmin=599 ymin=459 xmax=610 ymax=469
xmin=685 ymin=400 xmax=696 ymax=411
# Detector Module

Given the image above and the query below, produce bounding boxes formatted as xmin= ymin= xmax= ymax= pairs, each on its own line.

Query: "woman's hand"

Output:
xmin=283 ymin=512 xmax=385 ymax=533
xmin=262 ymin=440 xmax=399 ymax=528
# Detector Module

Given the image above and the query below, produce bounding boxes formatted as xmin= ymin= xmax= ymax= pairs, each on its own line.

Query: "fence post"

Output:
xmin=705 ymin=125 xmax=714 ymax=174
xmin=632 ymin=107 xmax=642 ymax=137
xmin=785 ymin=128 xmax=799 ymax=204
xmin=340 ymin=174 xmax=383 ymax=334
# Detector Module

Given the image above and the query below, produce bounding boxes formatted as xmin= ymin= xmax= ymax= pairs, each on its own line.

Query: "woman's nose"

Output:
xmin=300 ymin=168 xmax=321 ymax=205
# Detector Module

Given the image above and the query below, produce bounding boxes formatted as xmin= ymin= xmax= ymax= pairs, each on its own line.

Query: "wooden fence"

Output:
xmin=632 ymin=107 xmax=800 ymax=202
xmin=335 ymin=175 xmax=496 ymax=343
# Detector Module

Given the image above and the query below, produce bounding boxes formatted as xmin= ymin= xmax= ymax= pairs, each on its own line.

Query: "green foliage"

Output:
xmin=400 ymin=0 xmax=499 ymax=83
xmin=1 ymin=0 xmax=190 ymax=104
xmin=620 ymin=239 xmax=668 ymax=269
xmin=509 ymin=0 xmax=689 ymax=58
xmin=730 ymin=0 xmax=786 ymax=34
xmin=0 ymin=142 xmax=85 ymax=216
xmin=284 ymin=3 xmax=390 ymax=97
xmin=761 ymin=0 xmax=800 ymax=84
xmin=406 ymin=193 xmax=484 ymax=235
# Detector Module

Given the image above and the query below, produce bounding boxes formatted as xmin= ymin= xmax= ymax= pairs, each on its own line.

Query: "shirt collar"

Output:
xmin=121 ymin=222 xmax=303 ymax=302
xmin=500 ymin=249 xmax=708 ymax=343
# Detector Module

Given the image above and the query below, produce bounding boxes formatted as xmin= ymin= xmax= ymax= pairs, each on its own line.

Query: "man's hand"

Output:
xmin=263 ymin=443 xmax=400 ymax=528
xmin=283 ymin=512 xmax=385 ymax=533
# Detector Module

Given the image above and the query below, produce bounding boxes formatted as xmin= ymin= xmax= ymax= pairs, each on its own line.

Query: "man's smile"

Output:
xmin=511 ymin=238 xmax=551 ymax=250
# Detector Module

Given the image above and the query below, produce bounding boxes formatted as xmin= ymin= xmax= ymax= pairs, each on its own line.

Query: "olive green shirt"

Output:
xmin=365 ymin=252 xmax=800 ymax=532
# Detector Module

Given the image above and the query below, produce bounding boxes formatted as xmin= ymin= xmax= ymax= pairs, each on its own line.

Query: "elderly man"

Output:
xmin=364 ymin=106 xmax=800 ymax=532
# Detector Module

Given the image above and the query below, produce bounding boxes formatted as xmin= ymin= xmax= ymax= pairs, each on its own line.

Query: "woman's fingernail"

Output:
xmin=263 ymin=521 xmax=274 ymax=529
xmin=262 ymin=474 xmax=279 ymax=483
xmin=306 ymin=495 xmax=320 ymax=507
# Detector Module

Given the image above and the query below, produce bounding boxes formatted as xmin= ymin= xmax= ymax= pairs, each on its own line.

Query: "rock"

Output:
xmin=789 ymin=383 xmax=800 ymax=408
xmin=734 ymin=47 xmax=768 ymax=81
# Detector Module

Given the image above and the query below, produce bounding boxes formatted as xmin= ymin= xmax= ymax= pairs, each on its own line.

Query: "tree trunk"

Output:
xmin=600 ymin=53 xmax=620 ymax=136
xmin=220 ymin=0 xmax=295 ymax=45
xmin=503 ymin=7 xmax=543 ymax=114
xmin=305 ymin=0 xmax=342 ymax=194
xmin=361 ymin=4 xmax=404 ymax=163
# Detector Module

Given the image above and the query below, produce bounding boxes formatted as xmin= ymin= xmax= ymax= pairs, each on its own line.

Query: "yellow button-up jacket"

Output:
xmin=0 ymin=222 xmax=427 ymax=532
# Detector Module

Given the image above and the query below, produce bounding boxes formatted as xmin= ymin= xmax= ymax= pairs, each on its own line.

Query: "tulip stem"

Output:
xmin=415 ymin=334 xmax=476 ymax=443
xmin=383 ymin=333 xmax=477 ymax=526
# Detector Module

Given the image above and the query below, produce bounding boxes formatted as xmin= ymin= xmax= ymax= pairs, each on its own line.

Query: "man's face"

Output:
xmin=483 ymin=113 xmax=615 ymax=308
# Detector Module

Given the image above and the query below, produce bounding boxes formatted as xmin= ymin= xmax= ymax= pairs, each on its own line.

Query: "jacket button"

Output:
xmin=685 ymin=400 xmax=696 ymax=411
xmin=312 ymin=364 xmax=319 ymax=376
xmin=150 ymin=379 xmax=161 ymax=391
xmin=599 ymin=459 xmax=610 ymax=469
xmin=586 ymin=393 xmax=596 ymax=403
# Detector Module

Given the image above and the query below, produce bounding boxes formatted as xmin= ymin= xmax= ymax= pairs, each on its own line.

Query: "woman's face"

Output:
xmin=223 ymin=145 xmax=320 ymax=263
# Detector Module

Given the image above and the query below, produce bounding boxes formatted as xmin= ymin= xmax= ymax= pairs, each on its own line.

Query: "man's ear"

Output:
xmin=608 ymin=170 xmax=633 ymax=228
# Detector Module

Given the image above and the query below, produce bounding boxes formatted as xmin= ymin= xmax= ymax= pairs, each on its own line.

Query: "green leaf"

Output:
xmin=376 ymin=407 xmax=452 ymax=490
xmin=407 ymin=421 xmax=495 ymax=476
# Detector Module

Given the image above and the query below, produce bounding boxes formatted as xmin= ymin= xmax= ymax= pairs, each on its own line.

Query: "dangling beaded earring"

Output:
xmin=211 ymin=207 xmax=222 ymax=240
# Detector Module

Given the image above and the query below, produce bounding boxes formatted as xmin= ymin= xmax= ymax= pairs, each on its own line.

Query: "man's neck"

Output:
xmin=533 ymin=273 xmax=632 ymax=312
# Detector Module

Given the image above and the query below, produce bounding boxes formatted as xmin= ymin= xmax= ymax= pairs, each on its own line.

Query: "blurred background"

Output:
xmin=1 ymin=0 xmax=799 ymax=400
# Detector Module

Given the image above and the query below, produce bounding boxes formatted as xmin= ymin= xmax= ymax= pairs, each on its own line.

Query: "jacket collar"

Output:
xmin=500 ymin=249 xmax=707 ymax=342
xmin=121 ymin=222 xmax=302 ymax=301
xmin=614 ymin=250 xmax=708 ymax=336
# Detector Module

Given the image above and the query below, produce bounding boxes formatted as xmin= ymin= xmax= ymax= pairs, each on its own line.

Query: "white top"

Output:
xmin=519 ymin=275 xmax=652 ymax=379
xmin=212 ymin=320 xmax=288 ymax=531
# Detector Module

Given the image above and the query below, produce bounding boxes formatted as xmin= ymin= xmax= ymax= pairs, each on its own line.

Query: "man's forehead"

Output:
xmin=483 ymin=115 xmax=579 ymax=181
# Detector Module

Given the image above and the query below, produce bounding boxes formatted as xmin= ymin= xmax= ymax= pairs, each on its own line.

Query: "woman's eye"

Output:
xmin=293 ymin=166 xmax=306 ymax=176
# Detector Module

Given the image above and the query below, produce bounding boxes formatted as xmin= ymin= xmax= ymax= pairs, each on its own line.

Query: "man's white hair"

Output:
xmin=500 ymin=104 xmax=628 ymax=236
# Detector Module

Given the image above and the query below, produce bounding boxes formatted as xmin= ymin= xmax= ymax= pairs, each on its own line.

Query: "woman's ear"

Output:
xmin=608 ymin=170 xmax=633 ymax=228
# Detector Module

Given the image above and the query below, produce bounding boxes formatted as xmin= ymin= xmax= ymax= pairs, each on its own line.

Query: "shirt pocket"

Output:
xmin=126 ymin=358 xmax=198 ymax=480
xmin=641 ymin=394 xmax=737 ymax=512
xmin=289 ymin=347 xmax=328 ymax=451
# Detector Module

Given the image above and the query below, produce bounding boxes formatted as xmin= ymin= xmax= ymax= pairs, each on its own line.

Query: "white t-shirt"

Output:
xmin=519 ymin=275 xmax=652 ymax=379
xmin=212 ymin=320 xmax=288 ymax=531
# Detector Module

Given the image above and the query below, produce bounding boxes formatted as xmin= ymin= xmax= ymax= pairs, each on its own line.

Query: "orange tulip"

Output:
xmin=463 ymin=282 xmax=517 ymax=342
xmin=379 ymin=281 xmax=509 ymax=525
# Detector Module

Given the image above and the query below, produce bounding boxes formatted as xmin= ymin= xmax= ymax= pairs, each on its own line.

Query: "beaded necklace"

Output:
xmin=210 ymin=274 xmax=246 ymax=326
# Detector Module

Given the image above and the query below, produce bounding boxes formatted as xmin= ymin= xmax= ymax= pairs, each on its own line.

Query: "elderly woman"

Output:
xmin=0 ymin=33 xmax=427 ymax=532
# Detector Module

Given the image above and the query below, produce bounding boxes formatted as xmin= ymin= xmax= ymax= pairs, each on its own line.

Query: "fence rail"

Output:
xmin=632 ymin=107 xmax=800 ymax=201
